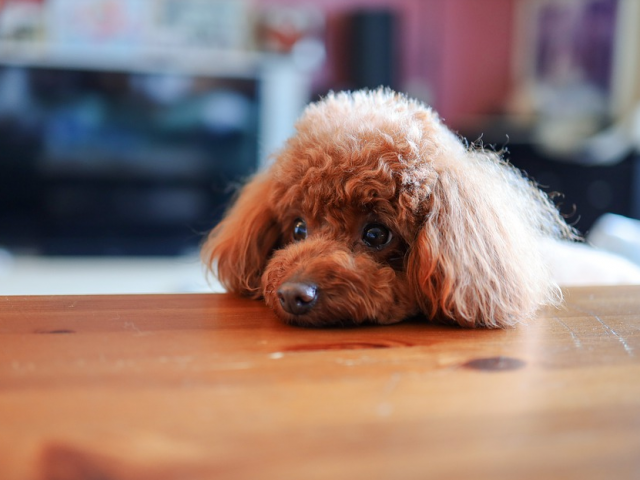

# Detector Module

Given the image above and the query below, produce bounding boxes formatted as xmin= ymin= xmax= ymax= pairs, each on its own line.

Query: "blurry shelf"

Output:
xmin=0 ymin=40 xmax=267 ymax=79
xmin=0 ymin=40 xmax=317 ymax=166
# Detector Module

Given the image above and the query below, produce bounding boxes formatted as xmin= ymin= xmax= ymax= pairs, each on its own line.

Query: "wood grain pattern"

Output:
xmin=1 ymin=287 xmax=639 ymax=480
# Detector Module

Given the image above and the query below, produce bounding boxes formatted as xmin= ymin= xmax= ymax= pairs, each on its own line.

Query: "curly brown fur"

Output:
xmin=202 ymin=89 xmax=576 ymax=328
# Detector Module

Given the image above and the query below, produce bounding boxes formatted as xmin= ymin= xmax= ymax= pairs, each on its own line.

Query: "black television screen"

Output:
xmin=0 ymin=66 xmax=258 ymax=255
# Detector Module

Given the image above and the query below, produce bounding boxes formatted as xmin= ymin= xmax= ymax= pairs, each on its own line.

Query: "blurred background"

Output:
xmin=0 ymin=0 xmax=639 ymax=294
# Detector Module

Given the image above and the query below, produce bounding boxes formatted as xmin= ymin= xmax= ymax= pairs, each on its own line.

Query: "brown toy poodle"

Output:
xmin=202 ymin=89 xmax=576 ymax=328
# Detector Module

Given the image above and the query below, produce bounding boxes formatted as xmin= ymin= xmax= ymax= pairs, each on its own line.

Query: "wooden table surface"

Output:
xmin=1 ymin=286 xmax=639 ymax=480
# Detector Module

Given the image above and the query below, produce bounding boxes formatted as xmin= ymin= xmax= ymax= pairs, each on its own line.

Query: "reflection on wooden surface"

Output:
xmin=1 ymin=286 xmax=639 ymax=480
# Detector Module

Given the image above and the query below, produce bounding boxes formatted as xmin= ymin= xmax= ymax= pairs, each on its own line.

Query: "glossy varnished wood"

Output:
xmin=1 ymin=287 xmax=639 ymax=480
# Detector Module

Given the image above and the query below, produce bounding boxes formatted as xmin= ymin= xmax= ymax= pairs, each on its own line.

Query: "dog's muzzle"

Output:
xmin=277 ymin=281 xmax=318 ymax=316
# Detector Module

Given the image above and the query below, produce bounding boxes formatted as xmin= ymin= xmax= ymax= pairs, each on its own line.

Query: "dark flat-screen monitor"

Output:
xmin=0 ymin=66 xmax=258 ymax=255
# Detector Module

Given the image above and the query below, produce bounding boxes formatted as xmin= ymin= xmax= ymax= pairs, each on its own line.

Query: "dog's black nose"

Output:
xmin=277 ymin=282 xmax=318 ymax=315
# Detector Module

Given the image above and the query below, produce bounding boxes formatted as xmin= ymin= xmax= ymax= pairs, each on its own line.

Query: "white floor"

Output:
xmin=0 ymin=252 xmax=223 ymax=296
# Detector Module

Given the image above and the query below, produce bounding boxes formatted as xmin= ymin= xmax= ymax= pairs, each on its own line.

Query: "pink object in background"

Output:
xmin=433 ymin=0 xmax=514 ymax=127
xmin=256 ymin=0 xmax=515 ymax=127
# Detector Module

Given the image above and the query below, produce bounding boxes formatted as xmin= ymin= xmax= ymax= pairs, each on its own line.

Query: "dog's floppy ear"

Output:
xmin=201 ymin=172 xmax=280 ymax=298
xmin=407 ymin=150 xmax=569 ymax=328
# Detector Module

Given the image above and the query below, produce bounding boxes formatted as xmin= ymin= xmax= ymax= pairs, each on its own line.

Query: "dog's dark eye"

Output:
xmin=362 ymin=224 xmax=392 ymax=249
xmin=292 ymin=218 xmax=307 ymax=241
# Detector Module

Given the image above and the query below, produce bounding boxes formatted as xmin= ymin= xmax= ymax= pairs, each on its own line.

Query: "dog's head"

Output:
xmin=202 ymin=89 xmax=574 ymax=328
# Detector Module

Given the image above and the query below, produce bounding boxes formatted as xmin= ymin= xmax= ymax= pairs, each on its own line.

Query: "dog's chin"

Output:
xmin=265 ymin=288 xmax=415 ymax=328
xmin=273 ymin=306 xmax=388 ymax=328
xmin=278 ymin=313 xmax=368 ymax=328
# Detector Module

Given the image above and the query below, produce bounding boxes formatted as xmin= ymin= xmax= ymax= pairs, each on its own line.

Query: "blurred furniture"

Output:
xmin=1 ymin=286 xmax=639 ymax=480
xmin=461 ymin=116 xmax=640 ymax=235
xmin=0 ymin=42 xmax=312 ymax=255
xmin=505 ymin=144 xmax=640 ymax=234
